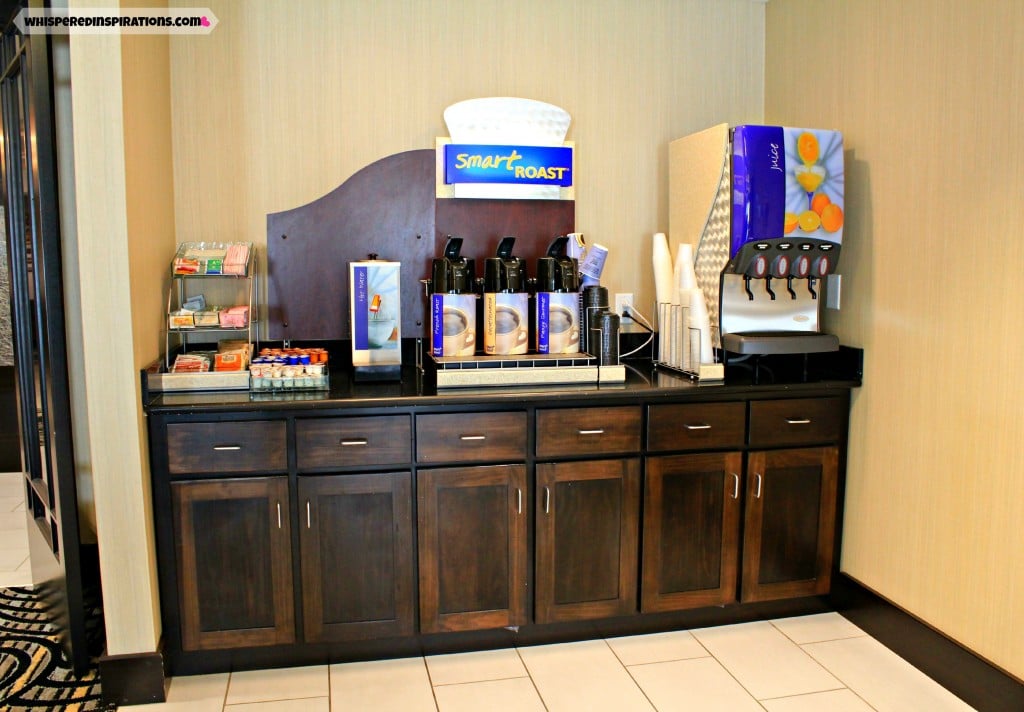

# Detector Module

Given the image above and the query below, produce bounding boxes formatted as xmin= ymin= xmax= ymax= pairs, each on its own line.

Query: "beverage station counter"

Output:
xmin=141 ymin=122 xmax=865 ymax=677
xmin=143 ymin=346 xmax=862 ymax=675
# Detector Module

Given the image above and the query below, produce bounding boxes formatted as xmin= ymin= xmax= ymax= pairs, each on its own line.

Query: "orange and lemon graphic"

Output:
xmin=786 ymin=129 xmax=843 ymax=235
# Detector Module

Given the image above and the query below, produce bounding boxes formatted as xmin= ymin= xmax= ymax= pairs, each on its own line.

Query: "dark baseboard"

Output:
xmin=98 ymin=638 xmax=168 ymax=707
xmin=829 ymin=574 xmax=1024 ymax=712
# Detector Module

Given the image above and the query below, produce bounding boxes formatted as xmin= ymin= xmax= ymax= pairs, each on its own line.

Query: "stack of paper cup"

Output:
xmin=652 ymin=233 xmax=673 ymax=308
xmin=688 ymin=287 xmax=714 ymax=368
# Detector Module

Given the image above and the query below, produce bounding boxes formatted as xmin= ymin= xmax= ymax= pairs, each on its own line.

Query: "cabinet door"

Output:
xmin=535 ymin=459 xmax=640 ymax=623
xmin=642 ymin=453 xmax=742 ymax=612
xmin=417 ymin=465 xmax=528 ymax=633
xmin=741 ymin=447 xmax=839 ymax=602
xmin=171 ymin=477 xmax=294 ymax=651
xmin=298 ymin=473 xmax=414 ymax=643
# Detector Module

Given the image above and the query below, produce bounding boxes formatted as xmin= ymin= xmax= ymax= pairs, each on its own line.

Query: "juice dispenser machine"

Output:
xmin=670 ymin=124 xmax=844 ymax=364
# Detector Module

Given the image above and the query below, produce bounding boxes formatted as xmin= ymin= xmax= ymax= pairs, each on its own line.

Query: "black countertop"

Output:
xmin=143 ymin=346 xmax=862 ymax=416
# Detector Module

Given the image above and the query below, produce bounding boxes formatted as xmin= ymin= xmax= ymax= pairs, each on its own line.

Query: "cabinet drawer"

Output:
xmin=296 ymin=415 xmax=411 ymax=470
xmin=536 ymin=406 xmax=641 ymax=458
xmin=647 ymin=402 xmax=745 ymax=452
xmin=167 ymin=420 xmax=286 ymax=475
xmin=748 ymin=397 xmax=843 ymax=447
xmin=416 ymin=412 xmax=526 ymax=463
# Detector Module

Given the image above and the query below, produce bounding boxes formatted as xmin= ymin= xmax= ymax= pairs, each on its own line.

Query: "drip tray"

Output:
xmin=721 ymin=331 xmax=839 ymax=355
xmin=429 ymin=353 xmax=625 ymax=388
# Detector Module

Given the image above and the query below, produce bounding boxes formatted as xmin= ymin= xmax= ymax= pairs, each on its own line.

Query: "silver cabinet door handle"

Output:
xmin=276 ymin=502 xmax=282 ymax=529
xmin=516 ymin=488 xmax=522 ymax=514
xmin=460 ymin=434 xmax=486 ymax=441
xmin=213 ymin=445 xmax=241 ymax=451
xmin=578 ymin=429 xmax=605 ymax=435
xmin=306 ymin=500 xmax=311 ymax=529
xmin=754 ymin=474 xmax=763 ymax=499
xmin=731 ymin=473 xmax=740 ymax=500
xmin=340 ymin=438 xmax=368 ymax=446
xmin=785 ymin=418 xmax=811 ymax=425
xmin=544 ymin=486 xmax=551 ymax=514
xmin=684 ymin=423 xmax=712 ymax=431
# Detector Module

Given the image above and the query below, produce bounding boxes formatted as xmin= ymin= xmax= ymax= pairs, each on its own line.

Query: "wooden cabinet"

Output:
xmin=149 ymin=386 xmax=854 ymax=675
xmin=535 ymin=406 xmax=641 ymax=457
xmin=416 ymin=412 xmax=527 ymax=464
xmin=297 ymin=473 xmax=414 ymax=643
xmin=741 ymin=446 xmax=839 ymax=602
xmin=647 ymin=402 xmax=745 ymax=452
xmin=642 ymin=452 xmax=742 ymax=612
xmin=417 ymin=464 xmax=528 ymax=633
xmin=535 ymin=458 xmax=640 ymax=623
xmin=167 ymin=420 xmax=286 ymax=476
xmin=171 ymin=476 xmax=294 ymax=651
xmin=296 ymin=415 xmax=411 ymax=470
xmin=747 ymin=398 xmax=843 ymax=447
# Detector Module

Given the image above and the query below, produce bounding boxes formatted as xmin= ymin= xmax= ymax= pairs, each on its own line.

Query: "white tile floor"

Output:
xmin=0 ymin=472 xmax=976 ymax=711
xmin=119 ymin=616 xmax=975 ymax=711
xmin=0 ymin=471 xmax=31 ymax=589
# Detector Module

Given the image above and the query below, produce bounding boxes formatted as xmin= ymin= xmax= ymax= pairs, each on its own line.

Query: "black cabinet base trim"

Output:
xmin=829 ymin=573 xmax=1024 ymax=712
xmin=98 ymin=639 xmax=168 ymax=707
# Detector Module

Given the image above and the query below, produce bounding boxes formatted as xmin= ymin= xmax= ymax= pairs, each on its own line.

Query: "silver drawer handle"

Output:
xmin=460 ymin=434 xmax=486 ymax=441
xmin=213 ymin=445 xmax=241 ymax=451
xmin=754 ymin=474 xmax=763 ymax=499
xmin=578 ymin=429 xmax=605 ymax=435
xmin=785 ymin=418 xmax=811 ymax=425
xmin=731 ymin=473 xmax=740 ymax=500
xmin=684 ymin=423 xmax=712 ymax=431
xmin=340 ymin=438 xmax=368 ymax=446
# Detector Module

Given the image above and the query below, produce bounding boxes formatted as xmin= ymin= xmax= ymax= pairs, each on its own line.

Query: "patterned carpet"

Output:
xmin=0 ymin=585 xmax=108 ymax=711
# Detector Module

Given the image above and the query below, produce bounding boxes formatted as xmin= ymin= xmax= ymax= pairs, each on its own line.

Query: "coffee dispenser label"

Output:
xmin=432 ymin=293 xmax=476 ymax=357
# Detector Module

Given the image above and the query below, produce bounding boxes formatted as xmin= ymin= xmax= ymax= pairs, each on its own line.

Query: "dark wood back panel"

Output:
xmin=435 ymin=198 xmax=576 ymax=267
xmin=266 ymin=149 xmax=575 ymax=342
xmin=266 ymin=150 xmax=437 ymax=341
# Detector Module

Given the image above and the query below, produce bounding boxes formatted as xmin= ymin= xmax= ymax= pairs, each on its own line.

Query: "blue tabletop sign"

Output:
xmin=444 ymin=144 xmax=573 ymax=187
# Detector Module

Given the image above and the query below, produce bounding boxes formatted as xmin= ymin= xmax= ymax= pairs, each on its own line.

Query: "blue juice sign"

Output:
xmin=443 ymin=144 xmax=573 ymax=187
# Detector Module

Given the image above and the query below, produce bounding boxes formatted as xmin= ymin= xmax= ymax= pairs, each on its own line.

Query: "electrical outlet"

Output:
xmin=614 ymin=292 xmax=634 ymax=318
xmin=826 ymin=275 xmax=841 ymax=310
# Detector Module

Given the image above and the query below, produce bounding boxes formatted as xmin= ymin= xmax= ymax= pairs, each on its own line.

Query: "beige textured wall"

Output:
xmin=767 ymin=0 xmax=1024 ymax=679
xmin=169 ymin=0 xmax=765 ymax=324
xmin=63 ymin=0 xmax=169 ymax=655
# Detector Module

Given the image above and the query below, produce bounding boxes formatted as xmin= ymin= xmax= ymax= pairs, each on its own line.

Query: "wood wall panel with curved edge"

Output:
xmin=266 ymin=149 xmax=436 ymax=342
xmin=266 ymin=149 xmax=575 ymax=344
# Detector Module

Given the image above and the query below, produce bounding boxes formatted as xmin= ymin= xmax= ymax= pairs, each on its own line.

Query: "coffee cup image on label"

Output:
xmin=485 ymin=294 xmax=529 ymax=355
xmin=442 ymin=306 xmax=476 ymax=356
xmin=546 ymin=304 xmax=579 ymax=353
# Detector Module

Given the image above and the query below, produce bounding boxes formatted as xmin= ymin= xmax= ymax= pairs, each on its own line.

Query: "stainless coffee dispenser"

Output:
xmin=428 ymin=236 xmax=477 ymax=357
xmin=483 ymin=237 xmax=529 ymax=355
xmin=535 ymin=237 xmax=581 ymax=354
